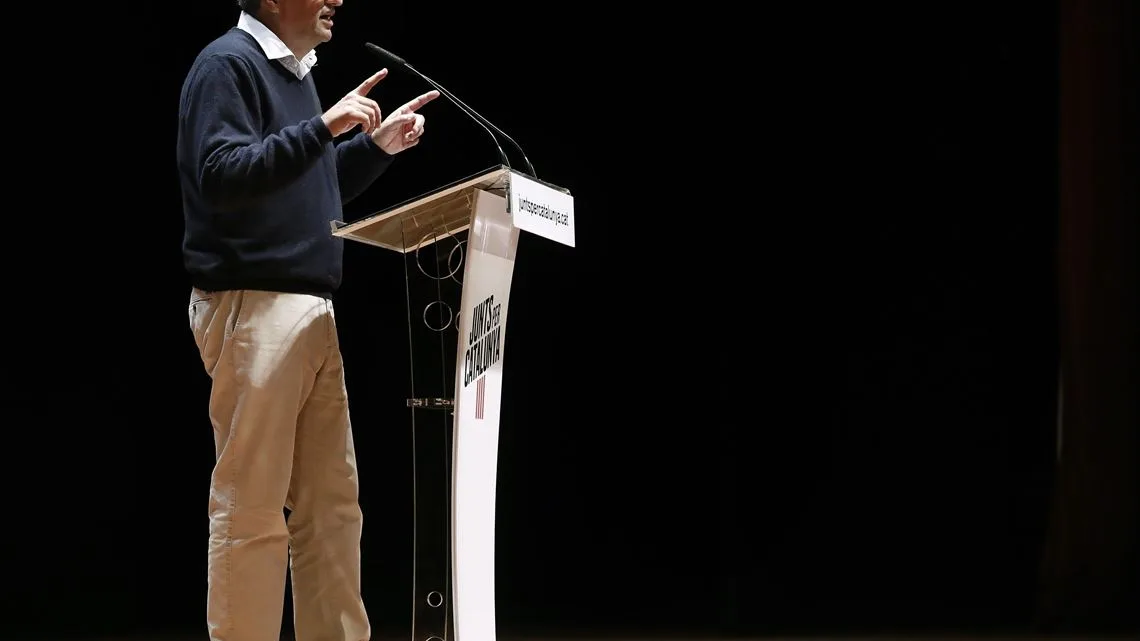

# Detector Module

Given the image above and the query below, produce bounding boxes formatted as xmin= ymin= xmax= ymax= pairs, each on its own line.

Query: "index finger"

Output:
xmin=354 ymin=69 xmax=388 ymax=95
xmin=401 ymin=89 xmax=441 ymax=113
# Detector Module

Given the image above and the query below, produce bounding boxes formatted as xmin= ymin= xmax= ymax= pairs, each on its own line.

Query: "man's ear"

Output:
xmin=262 ymin=0 xmax=281 ymax=15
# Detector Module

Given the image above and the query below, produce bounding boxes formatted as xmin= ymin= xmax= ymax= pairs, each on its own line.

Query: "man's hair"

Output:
xmin=237 ymin=0 xmax=260 ymax=15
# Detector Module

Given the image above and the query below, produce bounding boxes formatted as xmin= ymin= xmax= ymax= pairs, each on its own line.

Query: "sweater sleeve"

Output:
xmin=183 ymin=54 xmax=334 ymax=212
xmin=334 ymin=132 xmax=395 ymax=204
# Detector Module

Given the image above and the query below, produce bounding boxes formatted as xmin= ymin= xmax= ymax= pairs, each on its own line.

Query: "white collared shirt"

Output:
xmin=236 ymin=11 xmax=318 ymax=80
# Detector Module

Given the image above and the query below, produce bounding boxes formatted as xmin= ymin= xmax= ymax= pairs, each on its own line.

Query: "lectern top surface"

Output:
xmin=331 ymin=165 xmax=511 ymax=253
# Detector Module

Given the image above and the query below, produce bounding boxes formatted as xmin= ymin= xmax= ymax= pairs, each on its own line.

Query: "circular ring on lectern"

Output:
xmin=415 ymin=228 xmax=463 ymax=281
xmin=448 ymin=239 xmax=466 ymax=285
xmin=426 ymin=636 xmax=444 ymax=641
xmin=423 ymin=300 xmax=453 ymax=332
xmin=426 ymin=591 xmax=444 ymax=608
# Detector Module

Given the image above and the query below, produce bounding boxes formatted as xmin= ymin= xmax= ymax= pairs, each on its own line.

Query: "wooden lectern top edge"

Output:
xmin=331 ymin=164 xmax=572 ymax=253
xmin=332 ymin=165 xmax=510 ymax=235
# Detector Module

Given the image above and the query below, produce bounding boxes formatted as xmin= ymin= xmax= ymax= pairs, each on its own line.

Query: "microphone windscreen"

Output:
xmin=364 ymin=42 xmax=406 ymax=67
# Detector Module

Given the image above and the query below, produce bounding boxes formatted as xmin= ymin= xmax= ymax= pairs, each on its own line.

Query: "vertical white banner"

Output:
xmin=452 ymin=189 xmax=518 ymax=641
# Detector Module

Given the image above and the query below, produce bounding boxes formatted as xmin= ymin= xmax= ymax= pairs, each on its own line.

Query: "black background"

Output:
xmin=4 ymin=1 xmax=1137 ymax=639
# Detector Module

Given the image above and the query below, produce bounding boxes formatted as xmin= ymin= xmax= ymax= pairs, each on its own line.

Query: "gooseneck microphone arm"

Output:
xmin=364 ymin=43 xmax=537 ymax=178
xmin=421 ymin=71 xmax=538 ymax=178
xmin=364 ymin=44 xmax=508 ymax=170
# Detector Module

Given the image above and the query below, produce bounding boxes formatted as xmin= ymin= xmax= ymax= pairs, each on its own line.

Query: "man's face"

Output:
xmin=273 ymin=0 xmax=342 ymax=53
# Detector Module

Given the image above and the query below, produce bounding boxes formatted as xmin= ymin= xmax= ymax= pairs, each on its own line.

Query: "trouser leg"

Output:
xmin=287 ymin=301 xmax=370 ymax=641
xmin=189 ymin=289 xmax=329 ymax=641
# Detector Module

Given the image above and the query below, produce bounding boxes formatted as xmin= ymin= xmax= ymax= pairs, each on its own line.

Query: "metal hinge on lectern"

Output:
xmin=406 ymin=398 xmax=454 ymax=411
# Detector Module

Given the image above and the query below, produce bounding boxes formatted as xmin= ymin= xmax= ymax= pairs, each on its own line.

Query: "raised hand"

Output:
xmin=370 ymin=90 xmax=442 ymax=155
xmin=320 ymin=70 xmax=389 ymax=137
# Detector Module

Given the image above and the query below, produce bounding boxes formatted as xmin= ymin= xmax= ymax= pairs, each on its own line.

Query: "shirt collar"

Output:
xmin=236 ymin=11 xmax=318 ymax=80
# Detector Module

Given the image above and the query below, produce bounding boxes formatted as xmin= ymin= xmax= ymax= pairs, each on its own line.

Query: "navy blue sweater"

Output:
xmin=177 ymin=28 xmax=393 ymax=297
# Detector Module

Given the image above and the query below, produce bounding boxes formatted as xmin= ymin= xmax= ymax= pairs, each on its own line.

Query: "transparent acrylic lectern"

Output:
xmin=331 ymin=164 xmax=574 ymax=641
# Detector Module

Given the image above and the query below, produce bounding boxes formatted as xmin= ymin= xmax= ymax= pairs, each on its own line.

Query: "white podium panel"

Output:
xmin=452 ymin=189 xmax=518 ymax=641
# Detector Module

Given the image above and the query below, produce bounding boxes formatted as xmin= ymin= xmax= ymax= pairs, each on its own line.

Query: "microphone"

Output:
xmin=364 ymin=42 xmax=537 ymax=178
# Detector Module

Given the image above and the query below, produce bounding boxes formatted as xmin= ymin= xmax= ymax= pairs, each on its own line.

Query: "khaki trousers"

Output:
xmin=188 ymin=288 xmax=370 ymax=641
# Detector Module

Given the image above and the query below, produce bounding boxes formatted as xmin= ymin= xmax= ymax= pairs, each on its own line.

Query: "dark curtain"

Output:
xmin=1037 ymin=0 xmax=1139 ymax=631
